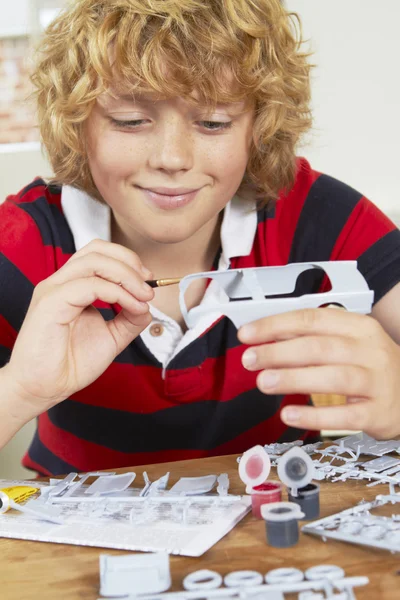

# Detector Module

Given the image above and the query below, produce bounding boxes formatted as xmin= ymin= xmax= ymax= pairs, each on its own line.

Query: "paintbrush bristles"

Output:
xmin=145 ymin=277 xmax=182 ymax=288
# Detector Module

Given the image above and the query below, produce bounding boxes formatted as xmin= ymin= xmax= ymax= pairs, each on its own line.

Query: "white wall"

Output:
xmin=0 ymin=2 xmax=30 ymax=37
xmin=287 ymin=0 xmax=400 ymax=216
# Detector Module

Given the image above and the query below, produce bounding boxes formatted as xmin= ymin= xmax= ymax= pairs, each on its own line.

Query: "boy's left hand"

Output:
xmin=238 ymin=308 xmax=400 ymax=439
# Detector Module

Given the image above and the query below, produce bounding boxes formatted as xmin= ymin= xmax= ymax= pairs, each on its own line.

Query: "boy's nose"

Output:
xmin=148 ymin=122 xmax=193 ymax=172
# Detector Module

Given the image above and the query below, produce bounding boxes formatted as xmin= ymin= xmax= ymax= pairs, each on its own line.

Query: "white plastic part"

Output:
xmin=169 ymin=475 xmax=217 ymax=495
xmin=334 ymin=432 xmax=400 ymax=457
xmin=47 ymin=472 xmax=78 ymax=498
xmin=105 ymin=574 xmax=369 ymax=600
xmin=99 ymin=551 xmax=171 ymax=597
xmin=0 ymin=491 xmax=64 ymax=524
xmin=305 ymin=565 xmax=345 ymax=581
xmin=302 ymin=493 xmax=400 ymax=553
xmin=265 ymin=568 xmax=304 ymax=584
xmin=179 ymin=262 xmax=374 ymax=329
xmin=277 ymin=447 xmax=315 ymax=494
xmin=223 ymin=571 xmax=264 ymax=587
xmin=84 ymin=472 xmax=136 ymax=496
xmin=261 ymin=501 xmax=305 ymax=522
xmin=238 ymin=445 xmax=271 ymax=490
xmin=216 ymin=474 xmax=230 ymax=496
xmin=183 ymin=570 xmax=223 ymax=590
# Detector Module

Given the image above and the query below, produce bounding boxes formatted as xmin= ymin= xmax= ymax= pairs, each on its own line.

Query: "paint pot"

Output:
xmin=288 ymin=482 xmax=320 ymax=520
xmin=250 ymin=481 xmax=282 ymax=519
xmin=261 ymin=502 xmax=305 ymax=548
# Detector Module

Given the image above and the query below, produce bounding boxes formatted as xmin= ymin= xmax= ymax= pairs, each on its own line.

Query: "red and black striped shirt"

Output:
xmin=1 ymin=158 xmax=400 ymax=476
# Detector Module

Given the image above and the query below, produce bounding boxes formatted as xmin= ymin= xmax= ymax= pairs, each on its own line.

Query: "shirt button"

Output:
xmin=149 ymin=323 xmax=164 ymax=337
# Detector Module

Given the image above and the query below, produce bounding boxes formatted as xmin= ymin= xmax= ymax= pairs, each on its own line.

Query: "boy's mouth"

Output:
xmin=136 ymin=185 xmax=202 ymax=210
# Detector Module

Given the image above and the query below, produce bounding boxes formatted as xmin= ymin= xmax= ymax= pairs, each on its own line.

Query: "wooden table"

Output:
xmin=2 ymin=454 xmax=399 ymax=599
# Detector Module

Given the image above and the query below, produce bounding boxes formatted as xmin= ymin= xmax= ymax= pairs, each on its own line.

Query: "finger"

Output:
xmin=242 ymin=335 xmax=373 ymax=371
xmin=50 ymin=253 xmax=154 ymax=302
xmin=68 ymin=238 xmax=152 ymax=278
xmin=108 ymin=310 xmax=153 ymax=354
xmin=256 ymin=364 xmax=373 ymax=398
xmin=36 ymin=277 xmax=151 ymax=326
xmin=238 ymin=308 xmax=380 ymax=345
xmin=280 ymin=401 xmax=373 ymax=433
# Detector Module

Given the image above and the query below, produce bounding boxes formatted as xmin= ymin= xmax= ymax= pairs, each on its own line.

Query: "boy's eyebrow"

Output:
xmin=112 ymin=93 xmax=247 ymax=110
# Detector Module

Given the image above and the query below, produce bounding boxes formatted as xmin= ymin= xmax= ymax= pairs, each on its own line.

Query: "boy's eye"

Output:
xmin=109 ymin=118 xmax=232 ymax=131
xmin=200 ymin=120 xmax=233 ymax=131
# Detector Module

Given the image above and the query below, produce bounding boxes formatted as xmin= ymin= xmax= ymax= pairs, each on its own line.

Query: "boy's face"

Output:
xmin=85 ymin=88 xmax=255 ymax=245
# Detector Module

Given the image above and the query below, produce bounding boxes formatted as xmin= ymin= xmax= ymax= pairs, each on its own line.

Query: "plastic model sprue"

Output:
xmin=178 ymin=261 xmax=374 ymax=329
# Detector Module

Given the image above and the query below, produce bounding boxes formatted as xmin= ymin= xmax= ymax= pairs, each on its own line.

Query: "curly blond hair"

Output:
xmin=31 ymin=0 xmax=312 ymax=205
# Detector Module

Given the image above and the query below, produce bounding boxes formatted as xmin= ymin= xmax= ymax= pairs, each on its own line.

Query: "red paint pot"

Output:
xmin=250 ymin=481 xmax=282 ymax=519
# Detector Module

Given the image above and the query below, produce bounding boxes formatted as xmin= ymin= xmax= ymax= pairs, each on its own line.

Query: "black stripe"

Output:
xmin=0 ymin=344 xmax=11 ymax=368
xmin=19 ymin=197 xmax=75 ymax=254
xmin=257 ymin=202 xmax=276 ymax=223
xmin=47 ymin=389 xmax=285 ymax=453
xmin=18 ymin=178 xmax=47 ymax=196
xmin=0 ymin=253 xmax=34 ymax=331
xmin=357 ymin=229 xmax=400 ymax=303
xmin=27 ymin=428 xmax=77 ymax=476
xmin=289 ymin=174 xmax=362 ymax=264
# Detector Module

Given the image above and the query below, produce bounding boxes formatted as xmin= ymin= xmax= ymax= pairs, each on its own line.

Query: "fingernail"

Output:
xmin=142 ymin=280 xmax=152 ymax=292
xmin=242 ymin=350 xmax=257 ymax=369
xmin=282 ymin=408 xmax=300 ymax=424
xmin=260 ymin=370 xmax=279 ymax=389
xmin=239 ymin=324 xmax=255 ymax=342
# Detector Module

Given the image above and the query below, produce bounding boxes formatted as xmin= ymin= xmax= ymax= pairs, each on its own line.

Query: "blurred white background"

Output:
xmin=0 ymin=0 xmax=399 ymax=478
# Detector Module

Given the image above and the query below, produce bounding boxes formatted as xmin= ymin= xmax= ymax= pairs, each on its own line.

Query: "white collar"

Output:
xmin=60 ymin=185 xmax=258 ymax=371
xmin=60 ymin=185 xmax=258 ymax=264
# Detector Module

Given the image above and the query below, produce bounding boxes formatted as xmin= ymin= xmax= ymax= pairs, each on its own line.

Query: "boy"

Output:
xmin=1 ymin=0 xmax=400 ymax=476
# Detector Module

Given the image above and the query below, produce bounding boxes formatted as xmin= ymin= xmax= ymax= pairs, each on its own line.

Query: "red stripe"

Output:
xmin=0 ymin=201 xmax=50 ymax=284
xmin=0 ymin=314 xmax=17 ymax=347
xmin=330 ymin=196 xmax=397 ymax=261
xmin=29 ymin=393 xmax=315 ymax=473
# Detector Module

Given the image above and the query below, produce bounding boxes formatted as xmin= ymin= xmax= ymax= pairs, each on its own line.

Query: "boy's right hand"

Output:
xmin=5 ymin=239 xmax=155 ymax=416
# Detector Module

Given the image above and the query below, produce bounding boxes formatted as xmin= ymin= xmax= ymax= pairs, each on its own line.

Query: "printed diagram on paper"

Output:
xmin=0 ymin=477 xmax=250 ymax=556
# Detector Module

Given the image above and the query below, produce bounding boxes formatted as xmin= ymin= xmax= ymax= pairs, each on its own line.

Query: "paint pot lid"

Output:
xmin=277 ymin=446 xmax=315 ymax=490
xmin=238 ymin=445 xmax=271 ymax=489
xmin=260 ymin=501 xmax=305 ymax=522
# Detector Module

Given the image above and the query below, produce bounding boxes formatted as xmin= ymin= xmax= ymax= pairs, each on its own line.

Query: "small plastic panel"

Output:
xmin=99 ymin=551 xmax=171 ymax=597
xmin=179 ymin=262 xmax=374 ymax=329
xmin=84 ymin=473 xmax=136 ymax=496
xmin=169 ymin=475 xmax=217 ymax=496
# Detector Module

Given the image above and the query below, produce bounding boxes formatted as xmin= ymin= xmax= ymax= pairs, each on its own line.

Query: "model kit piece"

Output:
xmin=277 ymin=447 xmax=319 ymax=520
xmin=183 ymin=570 xmax=223 ymax=590
xmin=179 ymin=262 xmax=373 ymax=329
xmin=110 ymin=566 xmax=369 ymax=600
xmin=223 ymin=571 xmax=264 ymax=587
xmin=0 ymin=491 xmax=64 ymax=525
xmin=169 ymin=475 xmax=217 ymax=495
xmin=99 ymin=551 xmax=171 ymax=597
xmin=216 ymin=474 xmax=230 ymax=496
xmin=261 ymin=501 xmax=305 ymax=548
xmin=84 ymin=472 xmax=136 ymax=495
xmin=304 ymin=566 xmax=345 ymax=581
xmin=265 ymin=568 xmax=304 ymax=584
xmin=334 ymin=432 xmax=400 ymax=457
xmin=302 ymin=492 xmax=400 ymax=553
xmin=238 ymin=445 xmax=281 ymax=518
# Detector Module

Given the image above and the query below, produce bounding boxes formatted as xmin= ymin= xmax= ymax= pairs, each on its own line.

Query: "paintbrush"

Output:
xmin=145 ymin=277 xmax=182 ymax=288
